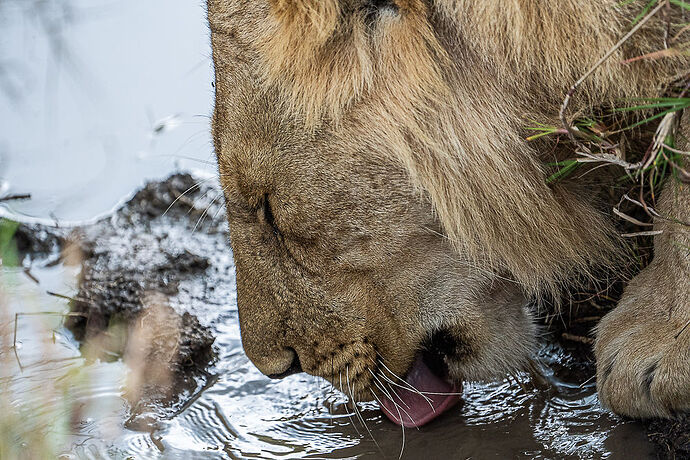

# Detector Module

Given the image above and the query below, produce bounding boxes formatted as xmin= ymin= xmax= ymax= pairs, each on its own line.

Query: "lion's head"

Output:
xmin=208 ymin=0 xmax=675 ymax=426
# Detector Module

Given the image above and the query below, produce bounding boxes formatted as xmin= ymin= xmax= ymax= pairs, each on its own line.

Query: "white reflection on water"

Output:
xmin=0 ymin=0 xmax=215 ymax=225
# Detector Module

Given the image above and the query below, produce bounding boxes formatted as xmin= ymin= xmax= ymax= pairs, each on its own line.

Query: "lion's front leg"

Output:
xmin=594 ymin=170 xmax=690 ymax=418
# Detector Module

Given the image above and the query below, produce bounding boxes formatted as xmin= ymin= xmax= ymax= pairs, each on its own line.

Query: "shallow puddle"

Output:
xmin=0 ymin=175 xmax=657 ymax=459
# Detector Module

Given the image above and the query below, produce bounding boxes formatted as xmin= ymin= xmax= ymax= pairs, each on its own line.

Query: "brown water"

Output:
xmin=0 ymin=1 xmax=659 ymax=459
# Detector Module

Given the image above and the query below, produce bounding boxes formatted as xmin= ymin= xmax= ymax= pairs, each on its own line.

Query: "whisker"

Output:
xmin=378 ymin=356 xmax=462 ymax=397
xmin=170 ymin=130 xmax=213 ymax=157
xmin=339 ymin=371 xmax=362 ymax=438
xmin=161 ymin=178 xmax=211 ymax=217
xmin=329 ymin=355 xmax=335 ymax=426
xmin=378 ymin=370 xmax=434 ymax=406
xmin=210 ymin=183 xmax=231 ymax=221
xmin=346 ymin=366 xmax=383 ymax=453
xmin=392 ymin=397 xmax=407 ymax=460
xmin=370 ymin=389 xmax=412 ymax=459
xmin=192 ymin=192 xmax=221 ymax=233
xmin=212 ymin=200 xmax=226 ymax=220
xmin=369 ymin=389 xmax=414 ymax=459
xmin=346 ymin=366 xmax=368 ymax=428
xmin=146 ymin=153 xmax=216 ymax=165
xmin=377 ymin=358 xmax=420 ymax=392
xmin=370 ymin=378 xmax=417 ymax=424
xmin=187 ymin=186 xmax=214 ymax=218
xmin=369 ymin=385 xmax=418 ymax=431
xmin=376 ymin=363 xmax=434 ymax=408
xmin=369 ymin=369 xmax=411 ymax=411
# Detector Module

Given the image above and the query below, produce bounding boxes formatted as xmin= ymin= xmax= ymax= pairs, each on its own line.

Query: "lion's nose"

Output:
xmin=265 ymin=347 xmax=303 ymax=379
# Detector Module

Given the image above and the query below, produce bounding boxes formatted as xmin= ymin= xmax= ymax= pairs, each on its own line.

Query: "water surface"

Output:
xmin=0 ymin=0 xmax=214 ymax=224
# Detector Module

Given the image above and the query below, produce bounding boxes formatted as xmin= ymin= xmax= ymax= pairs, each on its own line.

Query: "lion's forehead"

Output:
xmin=220 ymin=0 xmax=450 ymax=124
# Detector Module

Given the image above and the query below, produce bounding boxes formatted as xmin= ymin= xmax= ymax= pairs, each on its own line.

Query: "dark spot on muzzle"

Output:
xmin=421 ymin=327 xmax=476 ymax=379
xmin=421 ymin=329 xmax=457 ymax=379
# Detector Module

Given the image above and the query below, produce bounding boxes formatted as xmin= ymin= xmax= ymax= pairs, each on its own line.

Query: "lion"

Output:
xmin=208 ymin=0 xmax=690 ymax=426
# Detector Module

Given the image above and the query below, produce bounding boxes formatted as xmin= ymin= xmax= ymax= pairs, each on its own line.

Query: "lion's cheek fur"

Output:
xmin=417 ymin=272 xmax=537 ymax=382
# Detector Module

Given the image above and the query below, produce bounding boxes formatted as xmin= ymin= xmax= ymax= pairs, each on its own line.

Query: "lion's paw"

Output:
xmin=595 ymin=265 xmax=690 ymax=419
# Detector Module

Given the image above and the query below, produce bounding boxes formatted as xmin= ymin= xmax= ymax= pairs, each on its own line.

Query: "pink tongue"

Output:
xmin=379 ymin=357 xmax=461 ymax=428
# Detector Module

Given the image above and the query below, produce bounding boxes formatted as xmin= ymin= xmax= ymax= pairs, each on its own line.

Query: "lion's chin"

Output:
xmin=378 ymin=356 xmax=462 ymax=428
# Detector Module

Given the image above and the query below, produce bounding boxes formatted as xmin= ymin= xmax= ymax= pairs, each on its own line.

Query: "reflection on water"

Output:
xmin=0 ymin=1 xmax=659 ymax=459
xmin=0 ymin=260 xmax=128 ymax=459
xmin=0 ymin=192 xmax=656 ymax=459
xmin=0 ymin=0 xmax=215 ymax=224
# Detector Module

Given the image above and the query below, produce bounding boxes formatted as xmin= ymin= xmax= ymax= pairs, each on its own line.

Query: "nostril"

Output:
xmin=267 ymin=347 xmax=303 ymax=379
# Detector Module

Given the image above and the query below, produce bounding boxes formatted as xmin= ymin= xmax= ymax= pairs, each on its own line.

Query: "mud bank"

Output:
xmin=13 ymin=174 xmax=225 ymax=431
xmin=9 ymin=173 xmax=688 ymax=458
xmin=64 ymin=174 xmax=228 ymax=430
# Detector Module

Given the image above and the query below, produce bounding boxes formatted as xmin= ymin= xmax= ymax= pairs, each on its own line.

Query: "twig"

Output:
xmin=621 ymin=230 xmax=664 ymax=237
xmin=23 ymin=268 xmax=39 ymax=285
xmin=571 ymin=316 xmax=603 ymax=324
xmin=560 ymin=2 xmax=665 ymax=154
xmin=46 ymin=291 xmax=92 ymax=304
xmin=613 ymin=207 xmax=654 ymax=227
xmin=562 ymin=333 xmax=595 ymax=345
xmin=625 ymin=189 xmax=690 ymax=227
xmin=671 ymin=23 xmax=690 ymax=43
xmin=12 ymin=310 xmax=89 ymax=370
xmin=13 ymin=313 xmax=18 ymax=351
xmin=623 ymin=194 xmax=662 ymax=217
xmin=576 ymin=152 xmax=642 ymax=170
xmin=0 ymin=193 xmax=31 ymax=203
xmin=663 ymin=145 xmax=690 ymax=156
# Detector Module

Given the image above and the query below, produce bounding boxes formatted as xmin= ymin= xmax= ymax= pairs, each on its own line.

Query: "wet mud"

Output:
xmin=64 ymin=175 xmax=223 ymax=430
xmin=648 ymin=416 xmax=690 ymax=458
xmin=8 ymin=173 xmax=689 ymax=459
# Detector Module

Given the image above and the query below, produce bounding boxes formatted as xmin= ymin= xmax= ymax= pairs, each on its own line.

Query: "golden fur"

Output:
xmin=209 ymin=0 xmax=690 ymax=419
xmin=240 ymin=0 xmax=685 ymax=294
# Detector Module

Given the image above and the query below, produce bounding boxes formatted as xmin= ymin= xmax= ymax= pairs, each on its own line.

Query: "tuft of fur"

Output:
xmin=443 ymin=1 xmax=680 ymax=109
xmin=259 ymin=0 xmax=449 ymax=125
xmin=250 ymin=0 xmax=687 ymax=295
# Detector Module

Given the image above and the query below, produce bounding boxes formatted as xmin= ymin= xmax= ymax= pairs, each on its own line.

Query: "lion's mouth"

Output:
xmin=378 ymin=355 xmax=462 ymax=428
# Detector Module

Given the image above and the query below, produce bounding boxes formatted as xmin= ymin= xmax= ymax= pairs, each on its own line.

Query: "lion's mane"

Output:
xmin=229 ymin=0 xmax=686 ymax=294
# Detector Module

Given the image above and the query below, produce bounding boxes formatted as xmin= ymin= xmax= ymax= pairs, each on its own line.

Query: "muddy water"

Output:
xmin=0 ymin=1 xmax=661 ymax=459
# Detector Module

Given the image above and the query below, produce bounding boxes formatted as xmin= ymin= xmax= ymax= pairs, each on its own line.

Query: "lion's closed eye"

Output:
xmin=259 ymin=194 xmax=280 ymax=235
